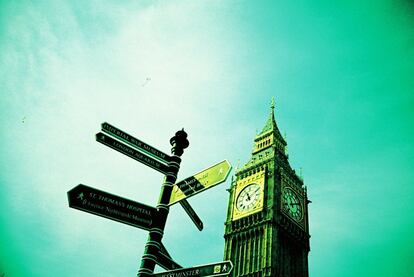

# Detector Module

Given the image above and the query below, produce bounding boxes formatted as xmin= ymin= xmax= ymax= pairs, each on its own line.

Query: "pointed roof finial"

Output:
xmin=259 ymin=97 xmax=279 ymax=135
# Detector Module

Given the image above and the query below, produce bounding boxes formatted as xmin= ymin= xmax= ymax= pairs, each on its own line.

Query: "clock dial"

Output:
xmin=282 ymin=188 xmax=303 ymax=221
xmin=236 ymin=183 xmax=261 ymax=212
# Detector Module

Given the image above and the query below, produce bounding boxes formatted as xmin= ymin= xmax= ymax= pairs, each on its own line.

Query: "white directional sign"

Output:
xmin=169 ymin=160 xmax=232 ymax=205
xmin=96 ymin=132 xmax=169 ymax=174
xmin=152 ymin=261 xmax=233 ymax=277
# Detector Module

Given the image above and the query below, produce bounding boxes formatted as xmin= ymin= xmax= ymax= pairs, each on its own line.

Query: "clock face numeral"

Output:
xmin=236 ymin=183 xmax=261 ymax=212
xmin=282 ymin=188 xmax=303 ymax=221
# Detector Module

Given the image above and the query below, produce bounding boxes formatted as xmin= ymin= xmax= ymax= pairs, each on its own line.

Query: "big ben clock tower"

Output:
xmin=223 ymin=100 xmax=310 ymax=277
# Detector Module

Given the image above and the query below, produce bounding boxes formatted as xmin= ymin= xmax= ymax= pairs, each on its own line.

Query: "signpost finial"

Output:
xmin=170 ymin=129 xmax=189 ymax=156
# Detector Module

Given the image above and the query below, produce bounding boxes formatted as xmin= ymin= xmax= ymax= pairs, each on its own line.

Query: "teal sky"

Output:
xmin=1 ymin=1 xmax=414 ymax=276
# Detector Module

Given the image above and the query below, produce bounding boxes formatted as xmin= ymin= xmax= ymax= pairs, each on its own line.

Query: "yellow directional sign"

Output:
xmin=169 ymin=160 xmax=232 ymax=205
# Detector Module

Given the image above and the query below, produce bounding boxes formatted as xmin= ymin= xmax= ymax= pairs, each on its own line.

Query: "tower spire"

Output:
xmin=259 ymin=98 xmax=276 ymax=135
xmin=257 ymin=98 xmax=286 ymax=146
xmin=250 ymin=98 xmax=287 ymax=155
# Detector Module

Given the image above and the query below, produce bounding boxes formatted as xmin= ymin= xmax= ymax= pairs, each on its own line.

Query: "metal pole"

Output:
xmin=137 ymin=129 xmax=189 ymax=277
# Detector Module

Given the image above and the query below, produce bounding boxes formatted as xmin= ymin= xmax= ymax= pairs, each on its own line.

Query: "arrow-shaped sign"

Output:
xmin=169 ymin=160 xmax=232 ymax=205
xmin=96 ymin=132 xmax=169 ymax=175
xmin=101 ymin=122 xmax=171 ymax=163
xmin=152 ymin=261 xmax=233 ymax=277
xmin=179 ymin=199 xmax=203 ymax=231
xmin=156 ymin=242 xmax=182 ymax=270
xmin=67 ymin=184 xmax=157 ymax=230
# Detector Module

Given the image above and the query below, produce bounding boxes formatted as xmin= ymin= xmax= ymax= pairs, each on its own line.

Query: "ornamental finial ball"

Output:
xmin=170 ymin=129 xmax=189 ymax=156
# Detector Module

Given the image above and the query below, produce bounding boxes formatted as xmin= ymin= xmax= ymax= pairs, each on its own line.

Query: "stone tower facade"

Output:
xmin=223 ymin=101 xmax=310 ymax=277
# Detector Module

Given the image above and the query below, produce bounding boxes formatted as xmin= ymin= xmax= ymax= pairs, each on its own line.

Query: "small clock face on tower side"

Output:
xmin=282 ymin=188 xmax=303 ymax=221
xmin=236 ymin=183 xmax=261 ymax=212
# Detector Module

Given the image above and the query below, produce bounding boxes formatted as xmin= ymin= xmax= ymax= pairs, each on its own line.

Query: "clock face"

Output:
xmin=282 ymin=188 xmax=303 ymax=221
xmin=236 ymin=183 xmax=261 ymax=212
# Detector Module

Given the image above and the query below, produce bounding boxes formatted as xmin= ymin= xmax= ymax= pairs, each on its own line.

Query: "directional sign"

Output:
xmin=169 ymin=160 xmax=232 ymax=205
xmin=156 ymin=243 xmax=182 ymax=270
xmin=96 ymin=132 xmax=169 ymax=174
xmin=152 ymin=261 xmax=233 ymax=277
xmin=179 ymin=199 xmax=203 ymax=231
xmin=159 ymin=242 xmax=173 ymax=259
xmin=67 ymin=184 xmax=157 ymax=230
xmin=101 ymin=122 xmax=171 ymax=163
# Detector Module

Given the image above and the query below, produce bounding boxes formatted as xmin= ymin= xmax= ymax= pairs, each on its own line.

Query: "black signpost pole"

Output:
xmin=137 ymin=129 xmax=189 ymax=277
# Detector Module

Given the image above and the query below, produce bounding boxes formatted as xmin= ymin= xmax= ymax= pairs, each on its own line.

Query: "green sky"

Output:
xmin=1 ymin=1 xmax=414 ymax=276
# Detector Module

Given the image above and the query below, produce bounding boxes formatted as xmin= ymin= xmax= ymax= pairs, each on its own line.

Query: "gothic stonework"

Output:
xmin=223 ymin=101 xmax=310 ymax=277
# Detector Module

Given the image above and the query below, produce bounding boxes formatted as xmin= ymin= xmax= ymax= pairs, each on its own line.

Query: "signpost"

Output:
xmin=152 ymin=261 xmax=233 ymax=277
xmin=68 ymin=123 xmax=234 ymax=277
xmin=96 ymin=132 xmax=169 ymax=174
xmin=169 ymin=160 xmax=232 ymax=205
xmin=67 ymin=184 xmax=157 ymax=230
xmin=137 ymin=129 xmax=189 ymax=277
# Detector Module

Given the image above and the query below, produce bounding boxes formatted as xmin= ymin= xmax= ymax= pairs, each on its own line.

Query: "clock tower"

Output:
xmin=223 ymin=100 xmax=310 ymax=277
